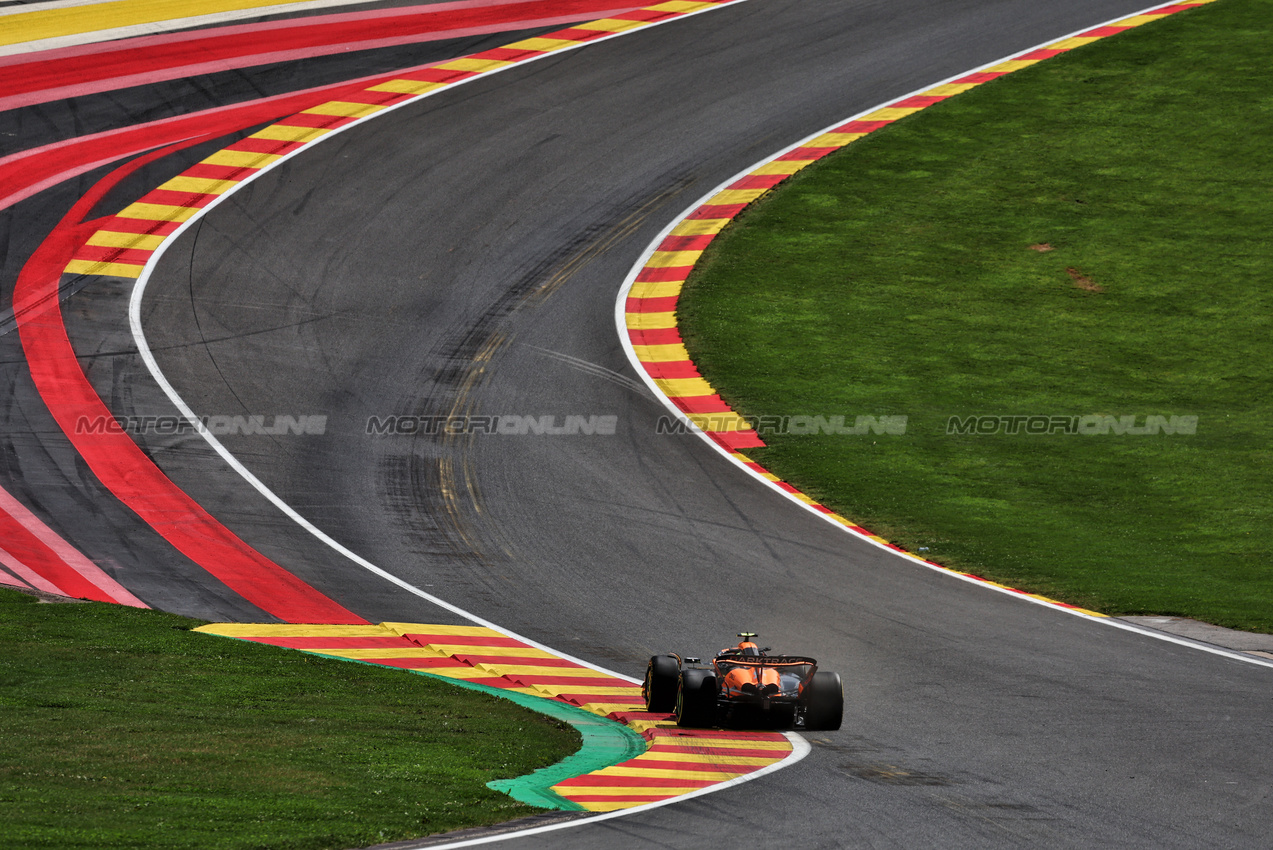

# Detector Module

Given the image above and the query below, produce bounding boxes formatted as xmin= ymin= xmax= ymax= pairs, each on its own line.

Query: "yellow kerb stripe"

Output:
xmin=422 ymin=645 xmax=553 ymax=658
xmin=383 ymin=623 xmax=504 ymax=637
xmin=302 ymin=101 xmax=384 ymax=118
xmin=573 ymin=702 xmax=644 ymax=714
xmin=632 ymin=343 xmax=690 ymax=362
xmin=502 ymin=37 xmax=577 ymax=52
xmin=1116 ymin=14 xmax=1169 ymax=26
xmin=807 ymin=132 xmax=866 ymax=147
xmin=626 ymin=311 xmax=676 ymax=330
xmin=573 ymin=17 xmax=645 ymax=32
xmin=984 ymin=58 xmax=1045 ymax=74
xmin=647 ymin=0 xmax=716 ymax=12
xmin=85 ymin=231 xmax=165 ymax=250
xmin=251 ymin=124 xmax=329 ymax=143
xmin=63 ymin=259 xmax=143 ymax=277
xmin=645 ymin=250 xmax=701 ymax=268
xmin=923 ymin=82 xmax=978 ymax=97
xmin=368 ymin=79 xmax=446 ymax=95
xmin=313 ymin=648 xmax=448 ymax=660
xmin=437 ymin=57 xmax=511 ymax=73
xmin=193 ymin=623 xmax=392 ymax=637
xmin=751 ymin=160 xmax=811 ymax=176
xmin=859 ymin=106 xmax=920 ymax=122
xmin=472 ymin=665 xmax=615 ymax=677
xmin=578 ymin=799 xmax=655 ymax=811
xmin=116 ymin=202 xmax=201 ymax=223
xmin=554 ymin=786 xmax=701 ymax=796
xmin=590 ymin=766 xmax=750 ymax=780
xmin=708 ymin=188 xmax=767 ymax=205
xmin=201 ymin=149 xmax=281 ymax=169
xmin=1046 ymin=36 xmax=1102 ymax=51
xmin=653 ymin=737 xmax=791 ymax=750
xmin=670 ymin=217 xmax=729 ymax=236
xmin=655 ymin=377 xmax=714 ymax=397
xmin=629 ymin=753 xmax=778 ymax=766
xmin=0 ymin=0 xmax=297 ymax=46
xmin=526 ymin=685 xmax=639 ymax=696
xmin=161 ymin=175 xmax=239 ymax=195
xmin=418 ymin=667 xmax=507 ymax=680
xmin=629 ymin=279 xmax=683 ymax=299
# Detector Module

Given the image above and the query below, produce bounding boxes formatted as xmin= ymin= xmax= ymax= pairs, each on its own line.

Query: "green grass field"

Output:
xmin=0 ymin=589 xmax=578 ymax=850
xmin=678 ymin=0 xmax=1273 ymax=631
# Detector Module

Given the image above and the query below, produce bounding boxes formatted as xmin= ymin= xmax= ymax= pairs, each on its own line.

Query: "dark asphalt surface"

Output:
xmin=13 ymin=0 xmax=1273 ymax=846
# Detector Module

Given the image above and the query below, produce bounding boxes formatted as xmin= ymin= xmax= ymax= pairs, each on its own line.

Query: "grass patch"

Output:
xmin=0 ymin=589 xmax=579 ymax=849
xmin=678 ymin=0 xmax=1273 ymax=631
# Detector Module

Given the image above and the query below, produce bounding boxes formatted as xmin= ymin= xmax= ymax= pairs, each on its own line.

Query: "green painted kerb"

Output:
xmin=311 ymin=647 xmax=646 ymax=811
xmin=477 ymin=686 xmax=646 ymax=810
xmin=203 ymin=636 xmax=647 ymax=812
xmin=398 ymin=669 xmax=644 ymax=810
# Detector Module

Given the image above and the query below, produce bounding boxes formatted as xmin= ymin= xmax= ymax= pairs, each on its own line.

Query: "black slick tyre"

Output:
xmin=804 ymin=671 xmax=843 ymax=731
xmin=675 ymin=668 xmax=717 ymax=728
xmin=643 ymin=654 xmax=680 ymax=712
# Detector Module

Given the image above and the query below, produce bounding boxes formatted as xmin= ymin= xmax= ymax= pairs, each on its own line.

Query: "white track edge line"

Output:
xmin=612 ymin=1 xmax=1273 ymax=673
xmin=422 ymin=732 xmax=811 ymax=849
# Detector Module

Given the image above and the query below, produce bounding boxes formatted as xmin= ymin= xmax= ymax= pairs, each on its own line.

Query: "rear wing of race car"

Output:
xmin=715 ymin=654 xmax=818 ymax=668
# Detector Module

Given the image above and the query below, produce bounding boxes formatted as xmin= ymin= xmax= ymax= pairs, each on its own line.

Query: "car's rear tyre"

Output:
xmin=804 ymin=671 xmax=843 ymax=731
xmin=675 ymin=669 xmax=717 ymax=728
xmin=643 ymin=655 xmax=680 ymax=712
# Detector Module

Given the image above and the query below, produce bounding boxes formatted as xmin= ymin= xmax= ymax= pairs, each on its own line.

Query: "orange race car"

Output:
xmin=642 ymin=633 xmax=842 ymax=731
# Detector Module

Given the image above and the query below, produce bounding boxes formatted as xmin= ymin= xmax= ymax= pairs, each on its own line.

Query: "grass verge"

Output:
xmin=0 ymin=588 xmax=579 ymax=850
xmin=678 ymin=0 xmax=1273 ymax=631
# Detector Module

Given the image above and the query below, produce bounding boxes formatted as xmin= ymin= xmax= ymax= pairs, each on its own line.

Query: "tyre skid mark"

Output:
xmin=22 ymin=0 xmax=746 ymax=622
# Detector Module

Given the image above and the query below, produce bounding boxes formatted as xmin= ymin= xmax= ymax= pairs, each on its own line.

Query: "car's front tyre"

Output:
xmin=643 ymin=654 xmax=680 ymax=712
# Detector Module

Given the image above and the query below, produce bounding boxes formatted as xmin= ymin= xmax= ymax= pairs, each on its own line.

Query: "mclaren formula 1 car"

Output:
xmin=642 ymin=633 xmax=842 ymax=731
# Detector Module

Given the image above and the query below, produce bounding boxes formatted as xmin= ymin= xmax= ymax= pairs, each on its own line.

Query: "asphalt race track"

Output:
xmin=6 ymin=0 xmax=1272 ymax=847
